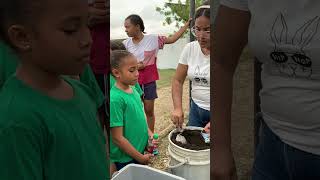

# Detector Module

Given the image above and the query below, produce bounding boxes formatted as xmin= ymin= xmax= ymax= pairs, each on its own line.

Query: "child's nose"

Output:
xmin=80 ymin=28 xmax=93 ymax=48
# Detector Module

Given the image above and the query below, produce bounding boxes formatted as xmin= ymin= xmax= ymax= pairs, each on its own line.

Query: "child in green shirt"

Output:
xmin=0 ymin=0 xmax=108 ymax=179
xmin=110 ymin=50 xmax=156 ymax=170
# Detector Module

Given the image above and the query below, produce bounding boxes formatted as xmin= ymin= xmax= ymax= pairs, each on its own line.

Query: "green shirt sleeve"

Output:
xmin=110 ymin=92 xmax=125 ymax=128
xmin=0 ymin=125 xmax=44 ymax=180
xmin=134 ymin=83 xmax=143 ymax=96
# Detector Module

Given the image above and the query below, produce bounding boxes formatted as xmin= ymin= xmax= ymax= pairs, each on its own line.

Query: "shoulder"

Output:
xmin=65 ymin=77 xmax=98 ymax=106
xmin=122 ymin=38 xmax=132 ymax=47
xmin=110 ymin=86 xmax=124 ymax=101
xmin=181 ymin=41 xmax=198 ymax=53
xmin=145 ymin=34 xmax=159 ymax=41
xmin=0 ymin=90 xmax=44 ymax=134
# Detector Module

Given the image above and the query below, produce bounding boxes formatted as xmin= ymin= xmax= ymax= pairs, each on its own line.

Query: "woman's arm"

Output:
xmin=212 ymin=5 xmax=251 ymax=180
xmin=165 ymin=19 xmax=192 ymax=44
xmin=171 ymin=64 xmax=188 ymax=128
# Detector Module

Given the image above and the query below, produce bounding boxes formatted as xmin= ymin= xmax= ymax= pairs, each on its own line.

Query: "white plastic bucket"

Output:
xmin=111 ymin=164 xmax=186 ymax=180
xmin=168 ymin=126 xmax=210 ymax=180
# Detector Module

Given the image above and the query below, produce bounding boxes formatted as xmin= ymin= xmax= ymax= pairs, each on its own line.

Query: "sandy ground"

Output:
xmin=150 ymin=82 xmax=190 ymax=170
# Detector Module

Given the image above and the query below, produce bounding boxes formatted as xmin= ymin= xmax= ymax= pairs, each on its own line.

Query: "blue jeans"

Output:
xmin=252 ymin=116 xmax=320 ymax=180
xmin=114 ymin=159 xmax=140 ymax=171
xmin=187 ymin=99 xmax=210 ymax=127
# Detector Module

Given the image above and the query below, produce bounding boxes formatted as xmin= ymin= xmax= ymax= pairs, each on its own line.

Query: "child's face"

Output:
xmin=28 ymin=0 xmax=92 ymax=75
xmin=115 ymin=55 xmax=139 ymax=86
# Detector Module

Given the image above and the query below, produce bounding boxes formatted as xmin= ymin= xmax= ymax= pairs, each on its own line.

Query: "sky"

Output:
xmin=110 ymin=0 xmax=185 ymax=39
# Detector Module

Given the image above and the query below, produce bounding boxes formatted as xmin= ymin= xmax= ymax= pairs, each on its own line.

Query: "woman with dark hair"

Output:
xmin=171 ymin=4 xmax=211 ymax=131
xmin=123 ymin=14 xmax=191 ymax=133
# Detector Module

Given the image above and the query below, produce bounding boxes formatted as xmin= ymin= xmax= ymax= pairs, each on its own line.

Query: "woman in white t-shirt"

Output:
xmin=171 ymin=4 xmax=210 ymax=131
xmin=213 ymin=0 xmax=320 ymax=179
xmin=123 ymin=14 xmax=191 ymax=133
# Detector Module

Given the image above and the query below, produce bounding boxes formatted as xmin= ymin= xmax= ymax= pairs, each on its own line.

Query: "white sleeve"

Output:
xmin=178 ymin=43 xmax=191 ymax=65
xmin=122 ymin=39 xmax=128 ymax=50
xmin=220 ymin=0 xmax=249 ymax=11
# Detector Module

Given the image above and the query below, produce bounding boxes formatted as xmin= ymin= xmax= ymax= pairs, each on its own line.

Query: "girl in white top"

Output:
xmin=123 ymin=14 xmax=191 ymax=133
xmin=213 ymin=0 xmax=320 ymax=179
xmin=171 ymin=3 xmax=210 ymax=131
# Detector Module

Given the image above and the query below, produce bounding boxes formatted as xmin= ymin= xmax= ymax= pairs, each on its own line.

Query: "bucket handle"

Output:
xmin=168 ymin=157 xmax=189 ymax=169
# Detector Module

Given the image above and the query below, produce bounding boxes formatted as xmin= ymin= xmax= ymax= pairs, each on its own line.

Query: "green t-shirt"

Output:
xmin=110 ymin=85 xmax=148 ymax=163
xmin=80 ymin=65 xmax=105 ymax=107
xmin=0 ymin=76 xmax=109 ymax=180
xmin=0 ymin=41 xmax=105 ymax=107
xmin=109 ymin=75 xmax=143 ymax=96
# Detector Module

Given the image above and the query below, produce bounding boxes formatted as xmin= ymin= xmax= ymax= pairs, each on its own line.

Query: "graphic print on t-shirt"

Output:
xmin=193 ymin=65 xmax=209 ymax=86
xmin=269 ymin=13 xmax=320 ymax=79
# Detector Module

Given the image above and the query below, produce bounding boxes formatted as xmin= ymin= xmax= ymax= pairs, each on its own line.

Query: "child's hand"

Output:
xmin=204 ymin=122 xmax=210 ymax=133
xmin=88 ymin=2 xmax=109 ymax=26
xmin=138 ymin=153 xmax=154 ymax=165
xmin=152 ymin=138 xmax=159 ymax=146
xmin=185 ymin=18 xmax=192 ymax=27
xmin=137 ymin=62 xmax=145 ymax=70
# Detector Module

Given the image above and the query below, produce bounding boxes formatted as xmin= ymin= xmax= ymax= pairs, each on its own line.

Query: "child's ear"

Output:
xmin=112 ymin=68 xmax=121 ymax=78
xmin=7 ymin=25 xmax=32 ymax=52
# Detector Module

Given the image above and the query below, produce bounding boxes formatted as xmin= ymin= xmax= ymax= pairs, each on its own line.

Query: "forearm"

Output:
xmin=171 ymin=79 xmax=184 ymax=110
xmin=166 ymin=23 xmax=189 ymax=44
xmin=212 ymin=64 xmax=234 ymax=148
xmin=112 ymin=136 xmax=143 ymax=162
xmin=212 ymin=5 xmax=250 ymax=149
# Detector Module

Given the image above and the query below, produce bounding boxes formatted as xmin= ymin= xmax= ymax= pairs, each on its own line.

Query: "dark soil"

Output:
xmin=171 ymin=130 xmax=210 ymax=150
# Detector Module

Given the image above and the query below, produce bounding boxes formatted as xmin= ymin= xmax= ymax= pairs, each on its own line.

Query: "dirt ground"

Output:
xmin=150 ymin=82 xmax=190 ymax=170
xmin=150 ymin=53 xmax=254 ymax=179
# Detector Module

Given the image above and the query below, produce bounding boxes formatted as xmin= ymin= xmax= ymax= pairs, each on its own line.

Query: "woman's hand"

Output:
xmin=171 ymin=109 xmax=184 ymax=128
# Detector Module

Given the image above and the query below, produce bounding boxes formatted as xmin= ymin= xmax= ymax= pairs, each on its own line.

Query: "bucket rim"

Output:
xmin=168 ymin=126 xmax=210 ymax=153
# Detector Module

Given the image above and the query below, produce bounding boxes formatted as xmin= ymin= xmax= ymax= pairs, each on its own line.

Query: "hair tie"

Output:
xmin=196 ymin=5 xmax=210 ymax=11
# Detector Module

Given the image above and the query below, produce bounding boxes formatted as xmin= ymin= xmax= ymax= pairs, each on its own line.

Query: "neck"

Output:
xmin=16 ymin=61 xmax=73 ymax=100
xmin=16 ymin=62 xmax=62 ymax=89
xmin=132 ymin=32 xmax=144 ymax=43
xmin=115 ymin=80 xmax=131 ymax=92
xmin=201 ymin=47 xmax=210 ymax=56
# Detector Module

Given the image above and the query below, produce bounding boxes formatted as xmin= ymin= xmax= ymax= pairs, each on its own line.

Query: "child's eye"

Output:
xmin=63 ymin=29 xmax=77 ymax=35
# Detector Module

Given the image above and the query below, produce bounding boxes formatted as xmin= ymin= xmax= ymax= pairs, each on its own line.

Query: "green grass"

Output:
xmin=157 ymin=69 xmax=176 ymax=89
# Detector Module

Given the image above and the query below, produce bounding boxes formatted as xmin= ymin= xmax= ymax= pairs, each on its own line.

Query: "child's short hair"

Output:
xmin=110 ymin=50 xmax=133 ymax=75
xmin=110 ymin=40 xmax=126 ymax=51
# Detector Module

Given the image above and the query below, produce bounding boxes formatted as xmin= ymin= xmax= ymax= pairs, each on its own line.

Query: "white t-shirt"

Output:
xmin=221 ymin=0 xmax=320 ymax=155
xmin=179 ymin=41 xmax=210 ymax=111
xmin=123 ymin=34 xmax=166 ymax=84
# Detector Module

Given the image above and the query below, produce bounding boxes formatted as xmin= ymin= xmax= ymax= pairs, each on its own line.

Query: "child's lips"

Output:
xmin=79 ymin=55 xmax=90 ymax=63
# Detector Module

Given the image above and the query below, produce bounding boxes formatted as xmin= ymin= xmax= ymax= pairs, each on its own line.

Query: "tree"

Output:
xmin=156 ymin=0 xmax=205 ymax=29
